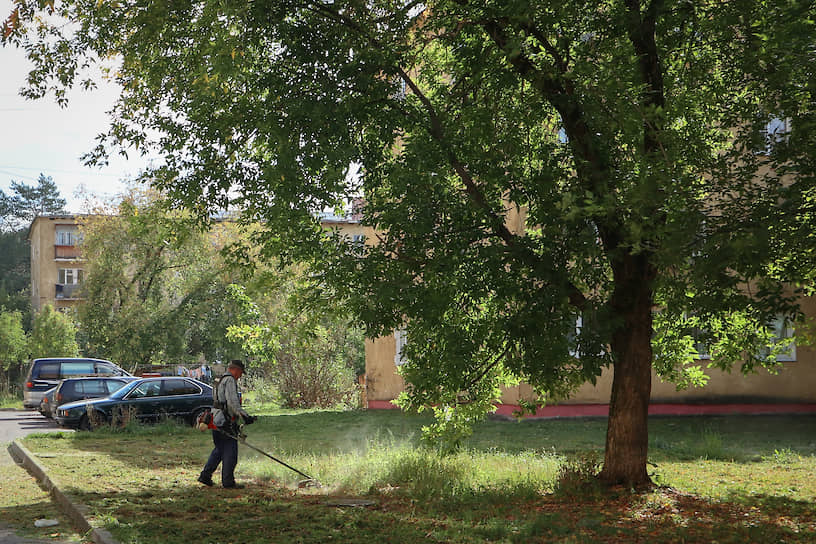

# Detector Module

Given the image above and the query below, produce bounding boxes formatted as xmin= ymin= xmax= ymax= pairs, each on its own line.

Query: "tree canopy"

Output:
xmin=28 ymin=304 xmax=79 ymax=359
xmin=0 ymin=173 xmax=67 ymax=316
xmin=76 ymin=189 xmax=245 ymax=369
xmin=0 ymin=174 xmax=66 ymax=231
xmin=5 ymin=0 xmax=815 ymax=486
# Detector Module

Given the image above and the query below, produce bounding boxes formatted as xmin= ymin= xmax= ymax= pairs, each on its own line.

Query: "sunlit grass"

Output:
xmin=0 ymin=391 xmax=22 ymax=410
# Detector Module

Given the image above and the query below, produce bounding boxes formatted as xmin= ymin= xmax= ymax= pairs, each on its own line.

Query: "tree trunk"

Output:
xmin=598 ymin=252 xmax=656 ymax=488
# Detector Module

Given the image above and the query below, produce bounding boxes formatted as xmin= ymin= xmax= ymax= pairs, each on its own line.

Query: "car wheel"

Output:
xmin=78 ymin=414 xmax=93 ymax=431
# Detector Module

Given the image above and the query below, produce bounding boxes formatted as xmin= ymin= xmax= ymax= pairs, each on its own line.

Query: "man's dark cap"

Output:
xmin=228 ymin=359 xmax=245 ymax=371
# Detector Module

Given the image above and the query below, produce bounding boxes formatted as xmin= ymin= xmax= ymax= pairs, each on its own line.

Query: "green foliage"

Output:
xmin=0 ymin=175 xmax=63 ymax=319
xmin=553 ymin=453 xmax=604 ymax=500
xmin=227 ymin=268 xmax=365 ymax=409
xmin=0 ymin=309 xmax=28 ymax=395
xmin=77 ymin=189 xmax=244 ymax=368
xmin=6 ymin=0 xmax=816 ymax=483
xmin=0 ymin=229 xmax=31 ymax=316
xmin=28 ymin=304 xmax=79 ymax=358
xmin=0 ymin=174 xmax=66 ymax=231
xmin=0 ymin=310 xmax=27 ymax=371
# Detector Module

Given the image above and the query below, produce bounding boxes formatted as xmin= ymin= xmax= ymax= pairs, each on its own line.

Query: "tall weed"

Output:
xmin=246 ymin=438 xmax=559 ymax=507
xmin=552 ymin=452 xmax=603 ymax=500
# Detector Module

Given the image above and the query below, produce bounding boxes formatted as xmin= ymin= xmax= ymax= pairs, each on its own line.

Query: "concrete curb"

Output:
xmin=8 ymin=440 xmax=119 ymax=544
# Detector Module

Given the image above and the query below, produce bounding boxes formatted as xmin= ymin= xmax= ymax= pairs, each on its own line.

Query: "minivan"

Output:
xmin=23 ymin=358 xmax=132 ymax=409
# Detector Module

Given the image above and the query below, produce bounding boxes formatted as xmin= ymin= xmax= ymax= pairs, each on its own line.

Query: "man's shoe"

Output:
xmin=223 ymin=483 xmax=245 ymax=489
xmin=197 ymin=475 xmax=214 ymax=487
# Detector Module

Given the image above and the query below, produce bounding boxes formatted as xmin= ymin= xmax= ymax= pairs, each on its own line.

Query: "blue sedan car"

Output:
xmin=55 ymin=377 xmax=213 ymax=430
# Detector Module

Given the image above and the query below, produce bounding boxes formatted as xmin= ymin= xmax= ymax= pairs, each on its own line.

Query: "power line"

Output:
xmin=0 ymin=165 xmax=134 ymax=179
xmin=0 ymin=169 xmax=39 ymax=182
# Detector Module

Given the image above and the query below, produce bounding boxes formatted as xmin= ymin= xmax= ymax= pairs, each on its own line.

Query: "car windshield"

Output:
xmin=109 ymin=380 xmax=141 ymax=399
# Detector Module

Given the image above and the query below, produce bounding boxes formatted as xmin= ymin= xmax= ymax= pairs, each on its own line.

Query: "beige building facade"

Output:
xmin=362 ymin=202 xmax=816 ymax=412
xmin=29 ymin=214 xmax=86 ymax=313
xmin=366 ymin=332 xmax=816 ymax=411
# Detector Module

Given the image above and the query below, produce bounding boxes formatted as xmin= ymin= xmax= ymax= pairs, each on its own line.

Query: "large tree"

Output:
xmin=0 ymin=174 xmax=66 ymax=316
xmin=76 ymin=189 xmax=245 ymax=369
xmin=0 ymin=174 xmax=67 ymax=231
xmin=5 ymin=1 xmax=815 ymax=486
xmin=28 ymin=304 xmax=79 ymax=359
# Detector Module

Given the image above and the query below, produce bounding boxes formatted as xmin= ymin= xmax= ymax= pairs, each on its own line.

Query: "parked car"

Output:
xmin=55 ymin=377 xmax=213 ymax=430
xmin=38 ymin=386 xmax=58 ymax=419
xmin=62 ymin=376 xmax=138 ymax=408
xmin=23 ymin=358 xmax=132 ymax=409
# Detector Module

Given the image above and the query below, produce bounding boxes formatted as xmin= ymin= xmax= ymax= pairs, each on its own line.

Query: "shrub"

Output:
xmin=553 ymin=453 xmax=603 ymax=499
xmin=274 ymin=352 xmax=359 ymax=409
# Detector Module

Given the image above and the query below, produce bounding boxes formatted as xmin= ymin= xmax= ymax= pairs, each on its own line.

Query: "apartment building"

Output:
xmin=28 ymin=211 xmax=368 ymax=313
xmin=28 ymin=214 xmax=86 ymax=313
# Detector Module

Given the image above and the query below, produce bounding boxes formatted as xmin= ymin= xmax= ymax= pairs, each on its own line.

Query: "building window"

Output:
xmin=692 ymin=327 xmax=711 ymax=360
xmin=761 ymin=316 xmax=796 ymax=362
xmin=394 ymin=328 xmax=408 ymax=366
xmin=56 ymin=227 xmax=78 ymax=246
xmin=568 ymin=315 xmax=582 ymax=358
xmin=58 ymin=268 xmax=83 ymax=285
xmin=758 ymin=116 xmax=791 ymax=154
xmin=692 ymin=314 xmax=795 ymax=362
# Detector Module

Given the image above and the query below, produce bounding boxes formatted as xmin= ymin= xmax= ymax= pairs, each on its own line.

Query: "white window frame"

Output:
xmin=759 ymin=116 xmax=791 ymax=154
xmin=58 ymin=268 xmax=83 ymax=285
xmin=55 ymin=227 xmax=78 ymax=246
xmin=762 ymin=315 xmax=796 ymax=362
xmin=394 ymin=328 xmax=408 ymax=366
xmin=568 ymin=315 xmax=582 ymax=358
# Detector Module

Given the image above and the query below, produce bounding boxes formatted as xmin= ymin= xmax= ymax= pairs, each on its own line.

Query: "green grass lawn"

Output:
xmin=19 ymin=411 xmax=816 ymax=543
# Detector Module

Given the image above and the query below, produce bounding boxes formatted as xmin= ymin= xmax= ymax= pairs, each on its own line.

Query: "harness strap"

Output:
xmin=212 ymin=373 xmax=232 ymax=411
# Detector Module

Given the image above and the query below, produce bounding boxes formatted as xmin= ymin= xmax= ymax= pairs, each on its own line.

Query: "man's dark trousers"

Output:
xmin=201 ymin=428 xmax=238 ymax=487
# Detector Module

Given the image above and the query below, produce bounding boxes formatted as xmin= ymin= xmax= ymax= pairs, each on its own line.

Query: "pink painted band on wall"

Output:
xmin=366 ymin=399 xmax=816 ymax=418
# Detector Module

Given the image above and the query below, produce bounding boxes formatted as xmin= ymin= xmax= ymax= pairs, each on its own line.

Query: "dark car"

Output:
xmin=54 ymin=377 xmax=213 ymax=430
xmin=23 ymin=357 xmax=132 ymax=409
xmin=38 ymin=386 xmax=58 ymax=419
xmin=55 ymin=376 xmax=137 ymax=407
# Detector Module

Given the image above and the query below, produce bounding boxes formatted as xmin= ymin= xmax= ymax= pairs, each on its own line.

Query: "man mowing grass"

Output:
xmin=198 ymin=360 xmax=257 ymax=489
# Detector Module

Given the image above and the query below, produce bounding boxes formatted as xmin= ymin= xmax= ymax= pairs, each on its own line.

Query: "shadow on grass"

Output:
xmin=60 ymin=482 xmax=455 ymax=544
xmin=0 ymin=499 xmax=85 ymax=542
xmin=51 ymin=479 xmax=816 ymax=544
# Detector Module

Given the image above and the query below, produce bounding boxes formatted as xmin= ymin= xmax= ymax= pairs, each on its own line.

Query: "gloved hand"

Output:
xmin=243 ymin=415 xmax=257 ymax=425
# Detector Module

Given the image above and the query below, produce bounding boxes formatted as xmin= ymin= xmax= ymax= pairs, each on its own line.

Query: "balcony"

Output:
xmin=55 ymin=283 xmax=82 ymax=300
xmin=55 ymin=245 xmax=82 ymax=260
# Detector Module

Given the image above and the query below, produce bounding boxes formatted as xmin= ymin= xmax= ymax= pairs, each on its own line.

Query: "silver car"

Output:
xmin=23 ymin=358 xmax=131 ymax=409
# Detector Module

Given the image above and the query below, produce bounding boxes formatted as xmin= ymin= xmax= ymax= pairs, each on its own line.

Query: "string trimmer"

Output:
xmin=226 ymin=425 xmax=321 ymax=488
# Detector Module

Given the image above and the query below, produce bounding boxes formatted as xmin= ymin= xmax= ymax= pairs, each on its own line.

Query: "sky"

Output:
xmin=0 ymin=0 xmax=149 ymax=213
